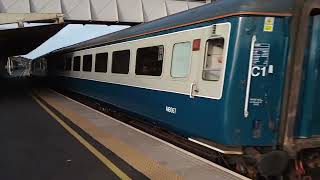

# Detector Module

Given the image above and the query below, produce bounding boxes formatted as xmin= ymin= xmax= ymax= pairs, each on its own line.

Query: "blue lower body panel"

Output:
xmin=55 ymin=76 xmax=271 ymax=146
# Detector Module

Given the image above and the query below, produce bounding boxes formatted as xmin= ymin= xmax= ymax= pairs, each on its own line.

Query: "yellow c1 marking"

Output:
xmin=32 ymin=95 xmax=131 ymax=180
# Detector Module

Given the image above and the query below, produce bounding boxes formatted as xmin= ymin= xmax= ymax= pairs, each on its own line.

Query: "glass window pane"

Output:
xmin=65 ymin=57 xmax=72 ymax=70
xmin=83 ymin=54 xmax=92 ymax=72
xmin=112 ymin=50 xmax=130 ymax=74
xmin=171 ymin=42 xmax=191 ymax=78
xmin=73 ymin=56 xmax=81 ymax=71
xmin=135 ymin=46 xmax=164 ymax=76
xmin=203 ymin=37 xmax=225 ymax=81
xmin=57 ymin=59 xmax=65 ymax=70
xmin=95 ymin=53 xmax=108 ymax=72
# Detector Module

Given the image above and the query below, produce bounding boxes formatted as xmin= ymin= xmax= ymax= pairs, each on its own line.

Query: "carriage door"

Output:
xmin=190 ymin=23 xmax=231 ymax=99
xmin=296 ymin=14 xmax=320 ymax=138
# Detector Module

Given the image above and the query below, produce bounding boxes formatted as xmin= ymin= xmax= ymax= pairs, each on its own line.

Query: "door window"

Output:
xmin=202 ymin=37 xmax=225 ymax=81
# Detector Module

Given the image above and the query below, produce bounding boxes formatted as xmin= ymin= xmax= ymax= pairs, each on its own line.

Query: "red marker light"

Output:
xmin=193 ymin=39 xmax=201 ymax=51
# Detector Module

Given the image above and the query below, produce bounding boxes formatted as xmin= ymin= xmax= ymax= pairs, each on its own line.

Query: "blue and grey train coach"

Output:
xmin=33 ymin=0 xmax=320 ymax=178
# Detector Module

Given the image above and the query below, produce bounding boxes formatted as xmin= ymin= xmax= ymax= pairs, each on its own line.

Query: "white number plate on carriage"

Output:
xmin=166 ymin=106 xmax=177 ymax=114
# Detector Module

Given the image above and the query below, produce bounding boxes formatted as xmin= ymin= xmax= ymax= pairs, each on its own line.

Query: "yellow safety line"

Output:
xmin=32 ymin=95 xmax=131 ymax=180
xmin=34 ymin=89 xmax=182 ymax=179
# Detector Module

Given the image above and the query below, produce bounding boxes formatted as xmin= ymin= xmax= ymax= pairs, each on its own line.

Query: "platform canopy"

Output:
xmin=0 ymin=0 xmax=207 ymax=25
xmin=0 ymin=0 xmax=208 ymax=58
xmin=0 ymin=24 xmax=65 ymax=57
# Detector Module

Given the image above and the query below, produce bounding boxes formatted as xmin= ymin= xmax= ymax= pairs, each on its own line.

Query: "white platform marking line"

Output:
xmin=48 ymin=89 xmax=250 ymax=180
xmin=188 ymin=138 xmax=243 ymax=155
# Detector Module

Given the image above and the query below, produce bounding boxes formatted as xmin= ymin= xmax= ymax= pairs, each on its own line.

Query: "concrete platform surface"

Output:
xmin=35 ymin=88 xmax=250 ymax=180
xmin=0 ymin=79 xmax=146 ymax=180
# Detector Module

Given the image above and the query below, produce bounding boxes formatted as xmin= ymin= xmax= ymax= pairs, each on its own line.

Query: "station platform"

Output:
xmin=0 ymin=79 xmax=249 ymax=180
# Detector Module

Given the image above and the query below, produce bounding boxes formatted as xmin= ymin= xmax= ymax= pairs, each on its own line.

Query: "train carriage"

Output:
xmin=33 ymin=0 xmax=320 ymax=178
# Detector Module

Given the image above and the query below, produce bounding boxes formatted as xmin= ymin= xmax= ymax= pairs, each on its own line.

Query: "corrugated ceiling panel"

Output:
xmin=61 ymin=0 xmax=91 ymax=21
xmin=117 ymin=0 xmax=143 ymax=23
xmin=165 ymin=0 xmax=189 ymax=15
xmin=30 ymin=0 xmax=62 ymax=13
xmin=188 ymin=1 xmax=205 ymax=9
xmin=142 ymin=0 xmax=167 ymax=22
xmin=90 ymin=0 xmax=118 ymax=22
xmin=0 ymin=0 xmax=30 ymax=13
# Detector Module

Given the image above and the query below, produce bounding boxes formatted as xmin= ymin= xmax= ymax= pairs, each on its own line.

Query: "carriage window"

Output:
xmin=135 ymin=46 xmax=164 ymax=76
xmin=112 ymin=50 xmax=130 ymax=74
xmin=65 ymin=57 xmax=72 ymax=71
xmin=203 ymin=37 xmax=225 ymax=81
xmin=171 ymin=42 xmax=191 ymax=78
xmin=73 ymin=56 xmax=81 ymax=71
xmin=95 ymin=53 xmax=108 ymax=72
xmin=83 ymin=54 xmax=92 ymax=72
xmin=57 ymin=59 xmax=65 ymax=70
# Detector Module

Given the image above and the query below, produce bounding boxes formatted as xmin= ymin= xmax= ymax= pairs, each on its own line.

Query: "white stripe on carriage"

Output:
xmin=59 ymin=75 xmax=222 ymax=100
